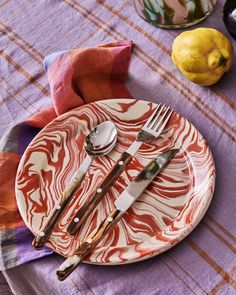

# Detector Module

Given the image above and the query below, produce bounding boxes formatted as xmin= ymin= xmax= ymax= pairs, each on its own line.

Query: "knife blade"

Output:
xmin=56 ymin=149 xmax=179 ymax=281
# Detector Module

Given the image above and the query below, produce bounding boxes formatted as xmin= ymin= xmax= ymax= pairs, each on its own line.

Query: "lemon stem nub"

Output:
xmin=219 ymin=55 xmax=227 ymax=67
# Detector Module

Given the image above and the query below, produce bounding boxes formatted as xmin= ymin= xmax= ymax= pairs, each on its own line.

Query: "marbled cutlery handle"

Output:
xmin=57 ymin=208 xmax=123 ymax=281
xmin=67 ymin=152 xmax=132 ymax=235
xmin=32 ymin=155 xmax=92 ymax=250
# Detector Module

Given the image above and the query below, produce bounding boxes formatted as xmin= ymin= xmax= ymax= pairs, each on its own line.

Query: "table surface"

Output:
xmin=0 ymin=1 xmax=236 ymax=295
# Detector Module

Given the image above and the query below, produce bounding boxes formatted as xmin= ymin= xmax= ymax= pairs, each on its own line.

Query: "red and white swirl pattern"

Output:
xmin=15 ymin=99 xmax=215 ymax=264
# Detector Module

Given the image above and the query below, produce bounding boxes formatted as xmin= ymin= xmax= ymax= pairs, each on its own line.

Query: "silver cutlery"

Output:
xmin=67 ymin=104 xmax=173 ymax=235
xmin=32 ymin=121 xmax=117 ymax=250
xmin=57 ymin=149 xmax=179 ymax=281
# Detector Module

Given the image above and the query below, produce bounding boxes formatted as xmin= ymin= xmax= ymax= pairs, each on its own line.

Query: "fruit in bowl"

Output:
xmin=171 ymin=28 xmax=233 ymax=86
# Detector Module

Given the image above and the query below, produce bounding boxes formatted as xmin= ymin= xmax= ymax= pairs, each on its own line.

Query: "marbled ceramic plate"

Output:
xmin=15 ymin=99 xmax=215 ymax=264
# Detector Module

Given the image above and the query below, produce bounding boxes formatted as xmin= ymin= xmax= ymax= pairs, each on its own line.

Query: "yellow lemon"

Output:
xmin=171 ymin=28 xmax=233 ymax=86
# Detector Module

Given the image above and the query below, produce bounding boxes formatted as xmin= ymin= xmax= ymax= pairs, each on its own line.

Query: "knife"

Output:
xmin=56 ymin=149 xmax=179 ymax=281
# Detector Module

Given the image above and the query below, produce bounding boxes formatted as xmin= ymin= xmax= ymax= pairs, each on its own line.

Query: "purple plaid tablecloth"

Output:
xmin=0 ymin=0 xmax=236 ymax=294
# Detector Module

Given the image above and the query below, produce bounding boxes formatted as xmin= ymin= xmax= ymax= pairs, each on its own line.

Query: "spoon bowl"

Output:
xmin=85 ymin=121 xmax=117 ymax=155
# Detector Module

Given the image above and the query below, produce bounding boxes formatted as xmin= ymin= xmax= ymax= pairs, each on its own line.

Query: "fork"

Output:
xmin=67 ymin=103 xmax=173 ymax=235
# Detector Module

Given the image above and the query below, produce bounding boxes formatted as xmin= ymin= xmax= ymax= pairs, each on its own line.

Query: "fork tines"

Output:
xmin=153 ymin=106 xmax=173 ymax=132
xmin=144 ymin=104 xmax=173 ymax=132
xmin=145 ymin=103 xmax=162 ymax=128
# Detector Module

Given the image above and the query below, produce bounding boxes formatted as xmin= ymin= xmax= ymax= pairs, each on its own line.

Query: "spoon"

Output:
xmin=32 ymin=121 xmax=118 ymax=250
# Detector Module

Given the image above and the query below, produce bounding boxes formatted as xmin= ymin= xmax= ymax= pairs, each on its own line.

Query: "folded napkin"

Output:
xmin=0 ymin=40 xmax=132 ymax=270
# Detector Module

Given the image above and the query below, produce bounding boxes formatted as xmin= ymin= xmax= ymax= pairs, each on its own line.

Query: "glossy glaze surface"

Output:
xmin=15 ymin=99 xmax=215 ymax=264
